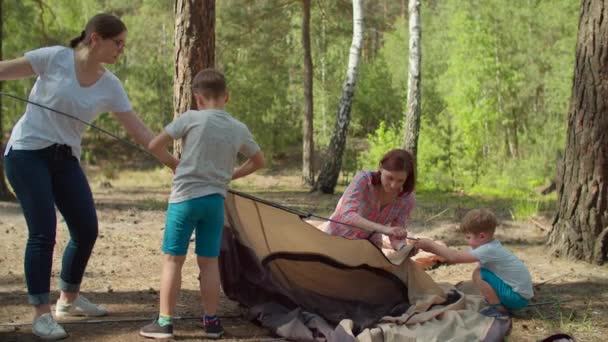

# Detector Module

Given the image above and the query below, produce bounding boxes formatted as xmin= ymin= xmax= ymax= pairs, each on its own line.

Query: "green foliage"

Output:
xmin=357 ymin=121 xmax=401 ymax=170
xmin=351 ymin=55 xmax=403 ymax=137
xmin=1 ymin=0 xmax=580 ymax=199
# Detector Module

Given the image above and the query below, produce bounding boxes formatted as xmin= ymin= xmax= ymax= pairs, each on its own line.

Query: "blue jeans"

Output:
xmin=5 ymin=145 xmax=98 ymax=306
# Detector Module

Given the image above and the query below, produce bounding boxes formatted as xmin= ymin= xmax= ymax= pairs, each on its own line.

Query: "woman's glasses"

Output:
xmin=109 ymin=38 xmax=126 ymax=49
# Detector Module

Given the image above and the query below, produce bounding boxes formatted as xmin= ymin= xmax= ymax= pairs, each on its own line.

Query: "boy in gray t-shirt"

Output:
xmin=140 ymin=69 xmax=264 ymax=340
xmin=416 ymin=209 xmax=533 ymax=318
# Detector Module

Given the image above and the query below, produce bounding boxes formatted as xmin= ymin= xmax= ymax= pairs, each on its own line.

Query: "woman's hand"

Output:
xmin=387 ymin=226 xmax=408 ymax=239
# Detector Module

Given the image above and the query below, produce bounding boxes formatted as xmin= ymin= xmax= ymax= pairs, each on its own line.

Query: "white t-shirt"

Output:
xmin=470 ymin=239 xmax=534 ymax=299
xmin=4 ymin=46 xmax=132 ymax=159
xmin=165 ymin=109 xmax=260 ymax=203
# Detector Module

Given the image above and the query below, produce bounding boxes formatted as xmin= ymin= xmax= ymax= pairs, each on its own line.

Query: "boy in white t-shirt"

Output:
xmin=139 ymin=69 xmax=265 ymax=340
xmin=415 ymin=209 xmax=534 ymax=318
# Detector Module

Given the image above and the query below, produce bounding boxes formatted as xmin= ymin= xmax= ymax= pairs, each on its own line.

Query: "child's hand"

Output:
xmin=415 ymin=238 xmax=433 ymax=251
xmin=169 ymin=157 xmax=179 ymax=174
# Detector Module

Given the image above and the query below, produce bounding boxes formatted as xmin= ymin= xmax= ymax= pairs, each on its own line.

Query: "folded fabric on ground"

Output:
xmin=219 ymin=190 xmax=511 ymax=341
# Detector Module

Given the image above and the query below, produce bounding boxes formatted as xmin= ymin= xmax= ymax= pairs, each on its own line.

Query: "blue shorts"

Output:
xmin=162 ymin=194 xmax=225 ymax=257
xmin=481 ymin=268 xmax=529 ymax=310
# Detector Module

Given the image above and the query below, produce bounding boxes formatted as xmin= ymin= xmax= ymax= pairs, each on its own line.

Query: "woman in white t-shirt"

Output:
xmin=0 ymin=13 xmax=177 ymax=340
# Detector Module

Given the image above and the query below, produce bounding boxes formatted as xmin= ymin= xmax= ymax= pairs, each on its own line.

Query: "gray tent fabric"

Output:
xmin=219 ymin=190 xmax=511 ymax=341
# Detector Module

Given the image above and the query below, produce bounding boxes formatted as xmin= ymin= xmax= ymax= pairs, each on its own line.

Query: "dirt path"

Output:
xmin=1 ymin=180 xmax=607 ymax=341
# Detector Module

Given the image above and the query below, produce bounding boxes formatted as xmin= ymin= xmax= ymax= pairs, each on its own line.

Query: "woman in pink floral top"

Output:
xmin=323 ymin=149 xmax=415 ymax=250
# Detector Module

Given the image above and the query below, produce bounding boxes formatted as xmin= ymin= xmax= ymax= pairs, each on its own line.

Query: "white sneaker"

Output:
xmin=32 ymin=313 xmax=68 ymax=340
xmin=55 ymin=295 xmax=108 ymax=317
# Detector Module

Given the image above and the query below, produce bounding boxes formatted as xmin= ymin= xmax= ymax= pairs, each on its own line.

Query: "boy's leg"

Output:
xmin=197 ymin=256 xmax=220 ymax=315
xmin=159 ymin=254 xmax=186 ymax=317
xmin=477 ymin=267 xmax=528 ymax=312
xmin=140 ymin=201 xmax=194 ymax=339
xmin=193 ymin=194 xmax=225 ymax=338
xmin=472 ymin=266 xmax=506 ymax=310
xmin=159 ymin=201 xmax=196 ymax=317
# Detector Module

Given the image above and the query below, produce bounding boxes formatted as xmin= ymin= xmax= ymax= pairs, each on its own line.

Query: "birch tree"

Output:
xmin=548 ymin=0 xmax=608 ymax=265
xmin=173 ymin=0 xmax=215 ymax=157
xmin=302 ymin=0 xmax=314 ymax=186
xmin=314 ymin=0 xmax=364 ymax=194
xmin=402 ymin=0 xmax=421 ymax=163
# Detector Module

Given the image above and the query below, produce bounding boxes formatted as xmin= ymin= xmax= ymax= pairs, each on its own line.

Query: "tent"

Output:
xmin=219 ymin=190 xmax=511 ymax=341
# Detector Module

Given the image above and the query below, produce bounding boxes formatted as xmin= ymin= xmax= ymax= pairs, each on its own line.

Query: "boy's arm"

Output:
xmin=232 ymin=151 xmax=265 ymax=180
xmin=147 ymin=131 xmax=179 ymax=172
xmin=415 ymin=238 xmax=478 ymax=264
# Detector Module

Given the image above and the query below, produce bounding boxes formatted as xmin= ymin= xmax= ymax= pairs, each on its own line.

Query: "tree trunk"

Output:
xmin=548 ymin=0 xmax=608 ymax=265
xmin=314 ymin=0 xmax=364 ymax=194
xmin=173 ymin=0 xmax=215 ymax=157
xmin=301 ymin=0 xmax=314 ymax=186
xmin=402 ymin=0 xmax=421 ymax=163
xmin=0 ymin=0 xmax=14 ymax=201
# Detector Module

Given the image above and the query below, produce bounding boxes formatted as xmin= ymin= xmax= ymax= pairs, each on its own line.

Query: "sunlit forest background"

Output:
xmin=1 ymin=0 xmax=578 ymax=195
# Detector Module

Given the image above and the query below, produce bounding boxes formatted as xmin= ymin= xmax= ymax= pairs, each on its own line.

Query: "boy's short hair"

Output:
xmin=192 ymin=68 xmax=226 ymax=99
xmin=460 ymin=209 xmax=498 ymax=235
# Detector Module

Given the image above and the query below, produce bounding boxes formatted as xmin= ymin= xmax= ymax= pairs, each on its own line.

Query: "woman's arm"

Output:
xmin=0 ymin=57 xmax=36 ymax=81
xmin=348 ymin=215 xmax=405 ymax=236
xmin=113 ymin=110 xmax=179 ymax=171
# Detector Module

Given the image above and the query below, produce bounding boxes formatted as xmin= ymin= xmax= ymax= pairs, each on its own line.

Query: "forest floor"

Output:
xmin=0 ymin=164 xmax=607 ymax=342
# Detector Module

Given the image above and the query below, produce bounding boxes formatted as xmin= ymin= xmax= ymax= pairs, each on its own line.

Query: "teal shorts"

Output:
xmin=481 ymin=268 xmax=529 ymax=310
xmin=162 ymin=194 xmax=225 ymax=257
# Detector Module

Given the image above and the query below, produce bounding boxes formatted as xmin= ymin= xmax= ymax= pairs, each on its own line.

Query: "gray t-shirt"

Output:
xmin=165 ymin=109 xmax=260 ymax=203
xmin=470 ymin=239 xmax=534 ymax=299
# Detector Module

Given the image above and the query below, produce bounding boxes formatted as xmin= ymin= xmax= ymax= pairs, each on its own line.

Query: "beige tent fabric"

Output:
xmin=225 ymin=193 xmax=445 ymax=304
xmin=349 ymin=284 xmax=496 ymax=342
xmin=223 ymin=191 xmax=505 ymax=341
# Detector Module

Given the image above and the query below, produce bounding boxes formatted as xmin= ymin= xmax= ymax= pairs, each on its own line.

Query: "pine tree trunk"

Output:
xmin=402 ymin=0 xmax=421 ymax=163
xmin=173 ymin=0 xmax=215 ymax=157
xmin=547 ymin=0 xmax=608 ymax=265
xmin=302 ymin=0 xmax=314 ymax=186
xmin=314 ymin=0 xmax=364 ymax=194
xmin=0 ymin=0 xmax=14 ymax=201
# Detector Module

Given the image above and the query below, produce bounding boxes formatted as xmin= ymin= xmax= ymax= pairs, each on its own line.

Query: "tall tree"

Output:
xmin=314 ymin=0 xmax=364 ymax=194
xmin=301 ymin=0 xmax=314 ymax=186
xmin=548 ymin=0 xmax=607 ymax=265
xmin=0 ymin=0 xmax=13 ymax=201
xmin=173 ymin=0 xmax=215 ymax=157
xmin=402 ymin=0 xmax=421 ymax=164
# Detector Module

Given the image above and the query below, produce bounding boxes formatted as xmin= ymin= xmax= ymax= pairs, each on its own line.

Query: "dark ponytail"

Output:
xmin=69 ymin=31 xmax=86 ymax=48
xmin=68 ymin=13 xmax=127 ymax=49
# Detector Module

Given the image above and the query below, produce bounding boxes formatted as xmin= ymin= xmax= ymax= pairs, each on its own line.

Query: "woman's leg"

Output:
xmin=5 ymin=149 xmax=57 ymax=318
xmin=52 ymin=157 xmax=98 ymax=302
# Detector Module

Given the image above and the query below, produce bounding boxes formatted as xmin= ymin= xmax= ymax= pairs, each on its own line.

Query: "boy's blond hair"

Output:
xmin=460 ymin=209 xmax=498 ymax=235
xmin=192 ymin=68 xmax=226 ymax=100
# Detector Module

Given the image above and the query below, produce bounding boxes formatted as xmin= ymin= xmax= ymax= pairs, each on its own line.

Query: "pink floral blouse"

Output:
xmin=323 ymin=170 xmax=415 ymax=248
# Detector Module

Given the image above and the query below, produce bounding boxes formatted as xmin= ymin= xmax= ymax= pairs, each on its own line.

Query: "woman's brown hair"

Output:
xmin=70 ymin=13 xmax=127 ymax=48
xmin=371 ymin=149 xmax=416 ymax=196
